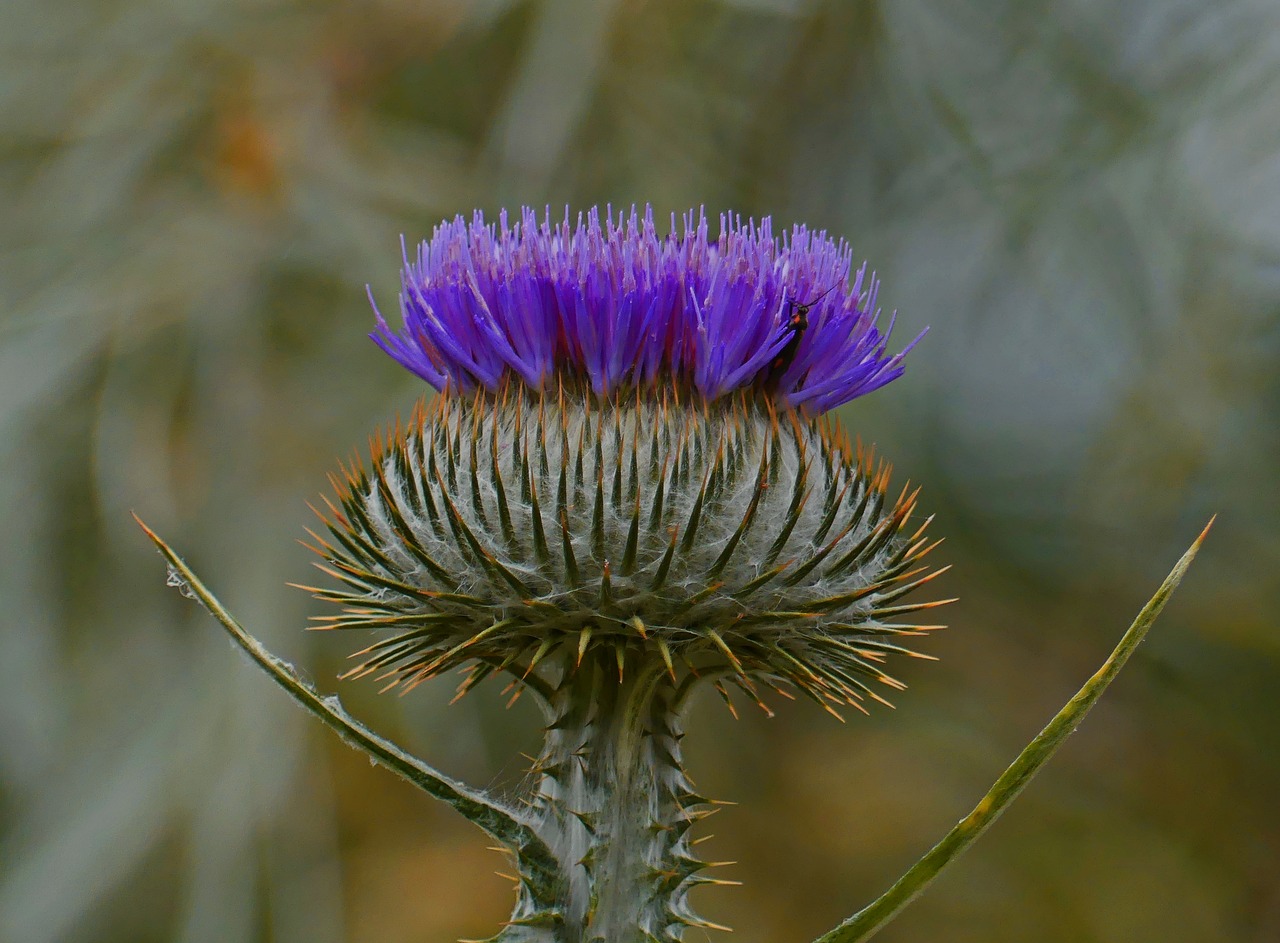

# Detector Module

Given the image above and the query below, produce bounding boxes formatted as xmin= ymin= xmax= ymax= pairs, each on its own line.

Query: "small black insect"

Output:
xmin=763 ymin=285 xmax=837 ymax=387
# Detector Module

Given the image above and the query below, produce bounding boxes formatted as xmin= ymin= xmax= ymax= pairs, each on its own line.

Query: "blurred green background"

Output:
xmin=2 ymin=1 xmax=1277 ymax=941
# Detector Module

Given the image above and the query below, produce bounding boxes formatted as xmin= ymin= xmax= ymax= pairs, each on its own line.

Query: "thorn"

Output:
xmin=687 ymin=919 xmax=734 ymax=932
xmin=1197 ymin=514 xmax=1217 ymax=544
xmin=713 ymin=681 xmax=739 ymax=719
xmin=656 ymin=638 xmax=676 ymax=681
xmin=705 ymin=629 xmax=745 ymax=677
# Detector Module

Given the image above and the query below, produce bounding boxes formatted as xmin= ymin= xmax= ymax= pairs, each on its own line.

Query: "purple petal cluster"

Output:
xmin=371 ymin=206 xmax=923 ymax=414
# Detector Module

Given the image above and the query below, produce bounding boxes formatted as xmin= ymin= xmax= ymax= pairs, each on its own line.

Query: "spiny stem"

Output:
xmin=812 ymin=518 xmax=1214 ymax=943
xmin=533 ymin=650 xmax=714 ymax=942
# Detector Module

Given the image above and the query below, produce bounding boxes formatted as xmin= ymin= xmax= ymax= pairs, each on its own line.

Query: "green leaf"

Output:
xmin=135 ymin=514 xmax=561 ymax=895
xmin=812 ymin=518 xmax=1214 ymax=943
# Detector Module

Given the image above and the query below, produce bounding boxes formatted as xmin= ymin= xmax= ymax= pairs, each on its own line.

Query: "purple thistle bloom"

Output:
xmin=370 ymin=205 xmax=924 ymax=413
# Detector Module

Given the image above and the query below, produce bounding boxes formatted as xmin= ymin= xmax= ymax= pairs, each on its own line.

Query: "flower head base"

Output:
xmin=306 ymin=380 xmax=948 ymax=716
xmin=371 ymin=206 xmax=923 ymax=414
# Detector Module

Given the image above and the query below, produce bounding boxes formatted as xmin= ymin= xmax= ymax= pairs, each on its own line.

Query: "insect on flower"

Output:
xmin=762 ymin=283 xmax=839 ymax=388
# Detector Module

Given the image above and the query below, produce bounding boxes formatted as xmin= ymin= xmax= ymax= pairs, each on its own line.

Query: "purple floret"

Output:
xmin=370 ymin=205 xmax=923 ymax=414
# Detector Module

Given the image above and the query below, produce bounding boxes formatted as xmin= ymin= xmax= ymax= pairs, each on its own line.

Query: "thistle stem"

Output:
xmin=530 ymin=650 xmax=709 ymax=943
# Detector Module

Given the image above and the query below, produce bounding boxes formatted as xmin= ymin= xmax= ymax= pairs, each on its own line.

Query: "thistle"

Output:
xmin=141 ymin=205 xmax=1210 ymax=943
xmin=299 ymin=206 xmax=941 ymax=940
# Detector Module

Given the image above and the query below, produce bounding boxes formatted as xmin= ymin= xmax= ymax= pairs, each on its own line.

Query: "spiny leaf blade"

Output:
xmin=134 ymin=514 xmax=560 ymax=892
xmin=811 ymin=518 xmax=1214 ymax=943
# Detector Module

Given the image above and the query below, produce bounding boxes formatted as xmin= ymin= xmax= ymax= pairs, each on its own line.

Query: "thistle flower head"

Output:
xmin=307 ymin=206 xmax=945 ymax=720
xmin=371 ymin=205 xmax=923 ymax=414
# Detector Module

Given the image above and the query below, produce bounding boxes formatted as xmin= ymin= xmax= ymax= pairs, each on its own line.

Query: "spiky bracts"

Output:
xmin=305 ymin=380 xmax=948 ymax=717
xmin=370 ymin=206 xmax=924 ymax=414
